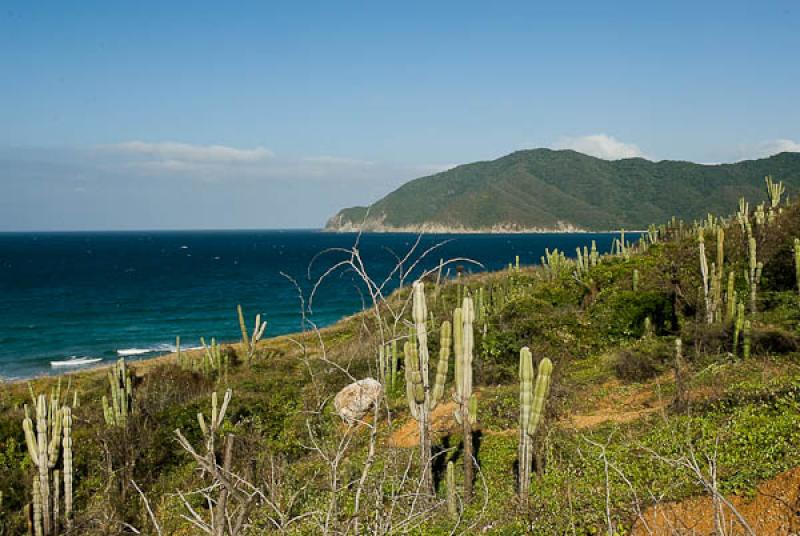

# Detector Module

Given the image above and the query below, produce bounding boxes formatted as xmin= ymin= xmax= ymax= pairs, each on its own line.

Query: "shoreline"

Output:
xmin=323 ymin=223 xmax=646 ymax=234
xmin=3 ymin=316 xmax=357 ymax=387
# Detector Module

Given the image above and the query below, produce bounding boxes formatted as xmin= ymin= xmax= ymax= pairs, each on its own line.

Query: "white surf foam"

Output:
xmin=51 ymin=356 xmax=103 ymax=368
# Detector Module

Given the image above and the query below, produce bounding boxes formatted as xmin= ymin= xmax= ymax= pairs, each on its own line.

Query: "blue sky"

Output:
xmin=1 ymin=1 xmax=799 ymax=230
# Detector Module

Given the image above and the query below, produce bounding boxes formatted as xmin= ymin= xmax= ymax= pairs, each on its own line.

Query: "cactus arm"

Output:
xmin=526 ymin=358 xmax=553 ymax=437
xmin=431 ymin=320 xmax=451 ymax=407
xmin=237 ymin=303 xmax=250 ymax=353
xmin=412 ymin=281 xmax=430 ymax=389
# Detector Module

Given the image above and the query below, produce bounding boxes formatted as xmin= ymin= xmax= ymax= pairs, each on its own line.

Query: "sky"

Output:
xmin=1 ymin=1 xmax=799 ymax=231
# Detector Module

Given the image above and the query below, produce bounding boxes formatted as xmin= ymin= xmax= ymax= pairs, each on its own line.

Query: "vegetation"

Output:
xmin=326 ymin=148 xmax=800 ymax=231
xmin=1 ymin=176 xmax=800 ymax=534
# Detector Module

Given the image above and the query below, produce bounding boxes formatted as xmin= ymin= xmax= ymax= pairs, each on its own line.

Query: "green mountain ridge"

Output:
xmin=326 ymin=149 xmax=800 ymax=231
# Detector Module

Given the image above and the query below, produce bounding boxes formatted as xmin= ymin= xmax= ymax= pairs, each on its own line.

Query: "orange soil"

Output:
xmin=632 ymin=466 xmax=800 ymax=535
xmin=389 ymin=401 xmax=459 ymax=448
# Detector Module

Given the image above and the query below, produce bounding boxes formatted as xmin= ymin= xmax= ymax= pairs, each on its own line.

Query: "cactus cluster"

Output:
xmin=378 ymin=339 xmax=400 ymax=389
xmin=575 ymin=241 xmax=600 ymax=275
xmin=699 ymin=228 xmax=727 ymax=324
xmin=765 ymin=175 xmax=785 ymax=222
xmin=102 ymin=358 xmax=133 ymax=427
xmin=197 ymin=389 xmax=232 ymax=445
xmin=612 ymin=229 xmax=631 ymax=259
xmin=517 ymin=348 xmax=552 ymax=500
xmin=199 ymin=337 xmax=229 ymax=380
xmin=23 ymin=387 xmax=73 ymax=535
xmin=237 ymin=304 xmax=267 ymax=364
xmin=541 ymin=248 xmax=571 ymax=280
xmin=403 ymin=281 xmax=449 ymax=495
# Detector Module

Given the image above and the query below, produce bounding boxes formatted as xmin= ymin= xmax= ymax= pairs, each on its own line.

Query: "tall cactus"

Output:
xmin=237 ymin=304 xmax=267 ymax=364
xmin=794 ymin=238 xmax=800 ymax=295
xmin=404 ymin=281 xmax=449 ymax=496
xmin=747 ymin=236 xmax=763 ymax=313
xmin=743 ymin=320 xmax=752 ymax=360
xmin=518 ymin=348 xmax=553 ymax=500
xmin=454 ymin=296 xmax=477 ymax=501
xmin=102 ymin=358 xmax=133 ymax=427
xmin=698 ymin=233 xmax=713 ymax=324
xmin=23 ymin=392 xmax=73 ymax=535
xmin=733 ymin=301 xmax=745 ymax=358
xmin=725 ymin=272 xmax=737 ymax=324
xmin=446 ymin=460 xmax=457 ymax=519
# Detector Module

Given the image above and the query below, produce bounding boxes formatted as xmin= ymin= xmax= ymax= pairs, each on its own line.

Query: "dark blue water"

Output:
xmin=0 ymin=230 xmax=630 ymax=379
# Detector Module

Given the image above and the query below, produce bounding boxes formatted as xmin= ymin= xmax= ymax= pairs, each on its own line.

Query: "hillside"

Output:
xmin=3 ymin=183 xmax=800 ymax=534
xmin=326 ymin=149 xmax=800 ymax=232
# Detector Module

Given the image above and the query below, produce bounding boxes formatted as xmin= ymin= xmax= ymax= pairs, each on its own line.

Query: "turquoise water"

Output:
xmin=0 ymin=230 xmax=632 ymax=379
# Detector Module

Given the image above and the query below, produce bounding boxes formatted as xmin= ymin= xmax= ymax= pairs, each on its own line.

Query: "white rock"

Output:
xmin=334 ymin=378 xmax=383 ymax=425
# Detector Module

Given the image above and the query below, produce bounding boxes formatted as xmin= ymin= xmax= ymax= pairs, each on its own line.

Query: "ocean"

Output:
xmin=0 ymin=230 xmax=632 ymax=379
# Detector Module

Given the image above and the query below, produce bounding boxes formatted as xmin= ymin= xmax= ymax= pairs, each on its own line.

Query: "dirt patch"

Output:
xmin=632 ymin=466 xmax=800 ymax=535
xmin=565 ymin=377 xmax=670 ymax=429
xmin=567 ymin=407 xmax=664 ymax=429
xmin=389 ymin=401 xmax=459 ymax=448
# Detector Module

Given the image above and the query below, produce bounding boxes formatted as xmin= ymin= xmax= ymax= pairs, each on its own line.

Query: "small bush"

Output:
xmin=613 ymin=337 xmax=672 ymax=381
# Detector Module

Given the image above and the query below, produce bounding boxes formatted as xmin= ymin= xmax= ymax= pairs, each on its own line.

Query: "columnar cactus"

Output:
xmin=541 ymin=248 xmax=572 ymax=280
xmin=518 ymin=348 xmax=552 ymax=500
xmin=23 ymin=392 xmax=73 ymax=535
xmin=590 ymin=240 xmax=600 ymax=267
xmin=237 ymin=304 xmax=267 ymax=364
xmin=765 ymin=176 xmax=785 ymax=221
xmin=102 ymin=358 xmax=133 ymax=427
xmin=446 ymin=460 xmax=457 ymax=519
xmin=747 ymin=237 xmax=763 ymax=313
xmin=698 ymin=233 xmax=713 ymax=324
xmin=197 ymin=389 xmax=232 ymax=445
xmin=454 ymin=296 xmax=477 ymax=501
xmin=794 ymin=238 xmax=800 ymax=295
xmin=743 ymin=320 xmax=752 ymax=360
xmin=632 ymin=269 xmax=639 ymax=292
xmin=736 ymin=197 xmax=750 ymax=233
xmin=725 ymin=272 xmax=737 ymax=324
xmin=733 ymin=301 xmax=745 ymax=358
xmin=390 ymin=339 xmax=398 ymax=388
xmin=673 ymin=338 xmax=687 ymax=412
xmin=642 ymin=316 xmax=653 ymax=337
xmin=199 ymin=337 xmax=229 ymax=379
xmin=175 ymin=335 xmax=184 ymax=368
xmin=711 ymin=227 xmax=726 ymax=323
xmin=404 ymin=281 xmax=449 ymax=496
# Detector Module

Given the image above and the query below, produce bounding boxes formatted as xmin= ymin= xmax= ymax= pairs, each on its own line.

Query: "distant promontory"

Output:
xmin=325 ymin=149 xmax=800 ymax=232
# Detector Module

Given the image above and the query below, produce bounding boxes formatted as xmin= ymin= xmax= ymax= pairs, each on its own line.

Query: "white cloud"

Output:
xmin=552 ymin=134 xmax=646 ymax=160
xmin=111 ymin=141 xmax=273 ymax=163
xmin=737 ymin=139 xmax=800 ymax=160
xmin=302 ymin=155 xmax=375 ymax=167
